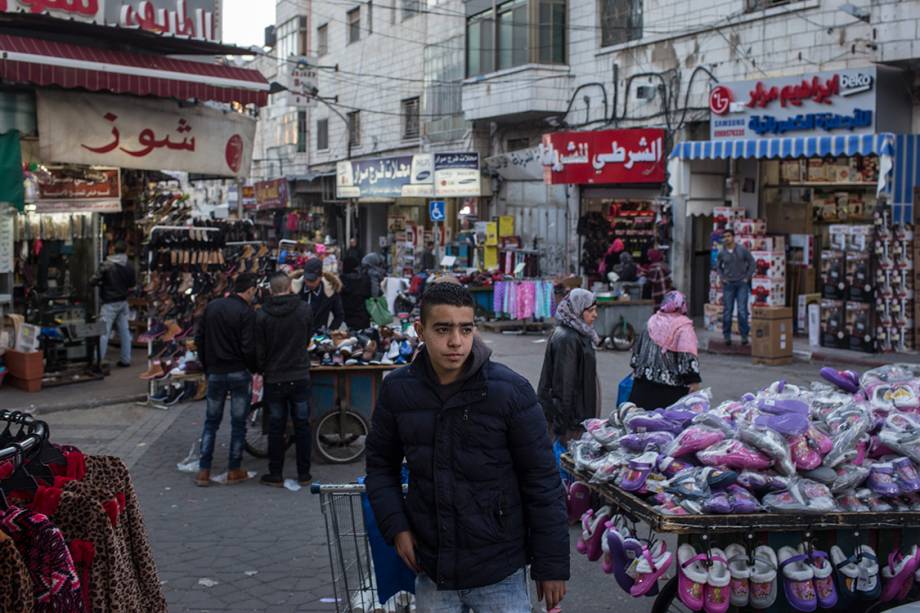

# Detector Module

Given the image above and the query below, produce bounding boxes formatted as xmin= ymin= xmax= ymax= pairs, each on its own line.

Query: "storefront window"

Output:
xmin=466 ymin=0 xmax=566 ymax=77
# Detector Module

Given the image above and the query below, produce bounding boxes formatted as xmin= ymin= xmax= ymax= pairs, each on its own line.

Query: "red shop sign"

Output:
xmin=540 ymin=129 xmax=666 ymax=185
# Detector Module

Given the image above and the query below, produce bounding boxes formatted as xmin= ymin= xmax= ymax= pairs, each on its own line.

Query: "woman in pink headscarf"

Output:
xmin=628 ymin=290 xmax=702 ymax=409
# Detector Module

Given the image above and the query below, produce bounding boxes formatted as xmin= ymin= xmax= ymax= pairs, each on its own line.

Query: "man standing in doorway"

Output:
xmin=301 ymin=258 xmax=345 ymax=330
xmin=194 ymin=273 xmax=258 ymax=486
xmin=366 ymin=283 xmax=569 ymax=612
xmin=256 ymin=272 xmax=314 ymax=486
xmin=345 ymin=237 xmax=364 ymax=262
xmin=717 ymin=229 xmax=755 ymax=346
xmin=91 ymin=241 xmax=136 ymax=367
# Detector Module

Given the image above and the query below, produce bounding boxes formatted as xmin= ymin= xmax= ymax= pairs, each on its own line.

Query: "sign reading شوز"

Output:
xmin=37 ymin=91 xmax=255 ymax=177
xmin=709 ymin=67 xmax=879 ymax=139
xmin=1 ymin=0 xmax=220 ymax=41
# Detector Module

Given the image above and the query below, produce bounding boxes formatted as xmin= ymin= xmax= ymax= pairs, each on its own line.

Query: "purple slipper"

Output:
xmin=893 ymin=457 xmax=920 ymax=492
xmin=626 ymin=412 xmax=683 ymax=434
xmin=758 ymin=398 xmax=810 ymax=416
xmin=727 ymin=484 xmax=761 ymax=513
xmin=619 ymin=431 xmax=675 ymax=453
xmin=820 ymin=367 xmax=861 ymax=394
xmin=619 ymin=451 xmax=658 ymax=492
xmin=754 ymin=412 xmax=810 ymax=437
xmin=703 ymin=492 xmax=732 ymax=514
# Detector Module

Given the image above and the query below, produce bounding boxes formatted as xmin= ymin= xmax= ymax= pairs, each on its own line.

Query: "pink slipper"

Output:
xmin=566 ymin=481 xmax=592 ymax=524
xmin=577 ymin=506 xmax=611 ymax=562
xmin=678 ymin=543 xmax=707 ymax=611
xmin=697 ymin=440 xmax=772 ymax=471
xmin=880 ymin=545 xmax=920 ymax=603
xmin=630 ymin=541 xmax=673 ymax=597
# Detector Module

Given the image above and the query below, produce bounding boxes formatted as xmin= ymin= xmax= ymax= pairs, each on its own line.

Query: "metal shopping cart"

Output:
xmin=311 ymin=482 xmax=414 ymax=613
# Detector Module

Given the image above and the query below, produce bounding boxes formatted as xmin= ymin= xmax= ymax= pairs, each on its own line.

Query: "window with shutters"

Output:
xmin=402 ymin=97 xmax=420 ymax=140
xmin=317 ymin=24 xmax=328 ymax=56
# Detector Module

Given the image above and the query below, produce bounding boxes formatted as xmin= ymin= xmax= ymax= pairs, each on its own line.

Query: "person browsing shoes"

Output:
xmin=365 ymin=282 xmax=570 ymax=612
xmin=256 ymin=272 xmax=314 ymax=487
xmin=193 ymin=273 xmax=258 ymax=487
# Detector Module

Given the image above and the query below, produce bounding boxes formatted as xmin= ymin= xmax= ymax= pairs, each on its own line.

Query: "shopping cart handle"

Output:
xmin=310 ymin=482 xmax=322 ymax=494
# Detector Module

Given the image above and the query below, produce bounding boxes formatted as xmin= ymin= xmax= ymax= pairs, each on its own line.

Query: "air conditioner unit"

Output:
xmin=264 ymin=25 xmax=277 ymax=48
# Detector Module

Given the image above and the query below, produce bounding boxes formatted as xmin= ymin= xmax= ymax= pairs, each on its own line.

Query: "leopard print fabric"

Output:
xmin=79 ymin=456 xmax=166 ymax=613
xmin=40 ymin=487 xmax=140 ymax=613
xmin=0 ymin=531 xmax=34 ymax=612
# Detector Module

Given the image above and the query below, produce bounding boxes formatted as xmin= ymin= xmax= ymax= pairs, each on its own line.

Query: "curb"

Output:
xmin=11 ymin=393 xmax=149 ymax=416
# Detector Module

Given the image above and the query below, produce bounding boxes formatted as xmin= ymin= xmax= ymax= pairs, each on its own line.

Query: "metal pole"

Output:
xmin=345 ymin=199 xmax=352 ymax=246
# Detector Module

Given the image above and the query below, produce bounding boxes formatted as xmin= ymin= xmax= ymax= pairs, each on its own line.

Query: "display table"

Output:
xmin=593 ymin=299 xmax=654 ymax=338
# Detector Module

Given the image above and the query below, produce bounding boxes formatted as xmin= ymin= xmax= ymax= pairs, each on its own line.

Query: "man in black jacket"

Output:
xmin=193 ymin=273 xmax=258 ymax=487
xmin=91 ymin=241 xmax=136 ymax=367
xmin=365 ymin=283 xmax=569 ymax=612
xmin=256 ymin=272 xmax=314 ymax=486
xmin=300 ymin=258 xmax=345 ymax=331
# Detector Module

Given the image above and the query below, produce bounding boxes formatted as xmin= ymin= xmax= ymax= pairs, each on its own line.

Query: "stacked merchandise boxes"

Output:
xmin=876 ymin=213 xmax=914 ymax=352
xmin=817 ymin=211 xmax=911 ymax=353
xmin=705 ymin=208 xmax=787 ymax=332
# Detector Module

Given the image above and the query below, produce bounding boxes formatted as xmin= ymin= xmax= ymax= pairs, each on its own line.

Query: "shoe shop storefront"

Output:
xmin=669 ymin=66 xmax=920 ymax=354
xmin=336 ymin=152 xmax=486 ymax=277
xmin=0 ymin=4 xmax=267 ymax=389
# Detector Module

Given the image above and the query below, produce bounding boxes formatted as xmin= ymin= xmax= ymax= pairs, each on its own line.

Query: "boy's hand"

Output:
xmin=394 ymin=530 xmax=420 ymax=573
xmin=536 ymin=580 xmax=566 ymax=610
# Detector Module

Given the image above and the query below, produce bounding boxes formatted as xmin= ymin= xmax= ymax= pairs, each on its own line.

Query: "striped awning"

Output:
xmin=670 ymin=134 xmax=896 ymax=161
xmin=0 ymin=35 xmax=269 ymax=107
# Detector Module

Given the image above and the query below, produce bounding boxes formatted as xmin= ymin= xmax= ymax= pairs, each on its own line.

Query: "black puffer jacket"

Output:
xmin=340 ymin=271 xmax=371 ymax=330
xmin=537 ymin=324 xmax=598 ymax=435
xmin=91 ymin=256 xmax=136 ymax=304
xmin=195 ymin=295 xmax=257 ymax=375
xmin=255 ymin=294 xmax=313 ymax=384
xmin=365 ymin=344 xmax=569 ymax=590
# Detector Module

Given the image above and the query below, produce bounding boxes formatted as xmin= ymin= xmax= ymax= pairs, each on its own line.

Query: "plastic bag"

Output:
xmin=738 ymin=425 xmax=796 ymax=476
xmin=617 ymin=374 xmax=634 ymax=408
xmin=365 ymin=296 xmax=394 ymax=326
xmin=665 ymin=426 xmax=725 ymax=458
xmin=583 ymin=418 xmax=622 ymax=449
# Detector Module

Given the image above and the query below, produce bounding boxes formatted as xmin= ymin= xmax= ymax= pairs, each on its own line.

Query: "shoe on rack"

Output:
xmin=724 ymin=544 xmax=752 ymax=608
xmin=194 ymin=469 xmax=211 ymax=487
xmin=165 ymin=384 xmax=186 ymax=406
xmin=226 ymin=469 xmax=251 ymax=485
xmin=138 ymin=322 xmax=167 ymax=343
xmin=704 ymin=548 xmax=731 ymax=613
xmin=260 ymin=474 xmax=284 ymax=488
xmin=161 ymin=320 xmax=183 ymax=342
xmin=576 ymin=506 xmax=611 ymax=561
xmin=677 ymin=543 xmax=708 ymax=610
xmin=139 ymin=360 xmax=165 ymax=381
xmin=750 ymin=546 xmax=778 ymax=610
xmin=149 ymin=385 xmax=170 ymax=402
xmin=801 ymin=546 xmax=837 ymax=609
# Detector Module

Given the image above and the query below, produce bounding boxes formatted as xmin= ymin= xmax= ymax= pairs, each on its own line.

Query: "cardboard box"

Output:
xmin=752 ymin=250 xmax=787 ymax=279
xmin=703 ymin=303 xmax=739 ymax=334
xmin=4 ymin=349 xmax=44 ymax=380
xmin=820 ymin=250 xmax=846 ymax=299
xmin=735 ymin=219 xmax=767 ymax=237
xmin=751 ymin=317 xmax=793 ymax=359
xmin=752 ymin=306 xmax=793 ymax=320
xmin=767 ymin=199 xmax=812 ymax=234
xmin=751 ymin=276 xmax=787 ymax=307
xmin=846 ymin=251 xmax=873 ymax=303
xmin=820 ymin=299 xmax=847 ymax=348
xmin=846 ymin=302 xmax=876 ymax=353
xmin=797 ymin=293 xmax=821 ymax=334
xmin=807 ymin=159 xmax=828 ymax=182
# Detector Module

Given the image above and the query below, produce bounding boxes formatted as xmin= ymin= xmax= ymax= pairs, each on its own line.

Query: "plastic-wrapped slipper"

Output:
xmin=724 ymin=543 xmax=752 ymax=608
xmin=630 ymin=541 xmax=672 ymax=597
xmin=778 ymin=547 xmax=818 ymax=612
xmin=789 ymin=434 xmax=823 ymax=471
xmin=667 ymin=426 xmax=725 ymax=457
xmin=626 ymin=411 xmax=683 ymax=434
xmin=804 ymin=548 xmax=837 ymax=609
xmin=739 ymin=427 xmax=796 ymax=476
xmin=754 ymin=412 xmax=810 ymax=437
xmin=704 ymin=548 xmax=731 ymax=613
xmin=619 ymin=430 xmax=675 ymax=453
xmin=702 ymin=491 xmax=732 ymax=514
xmin=678 ymin=544 xmax=708 ymax=611
xmin=658 ymin=455 xmax=693 ymax=478
xmin=727 ymin=484 xmax=761 ymax=513
xmin=697 ymin=440 xmax=772 ymax=471
xmin=893 ymin=457 xmax=920 ymax=493
xmin=867 ymin=462 xmax=901 ymax=496
xmin=601 ymin=521 xmax=640 ymax=593
xmin=750 ymin=546 xmax=778 ymax=610
xmin=618 ymin=451 xmax=658 ymax=492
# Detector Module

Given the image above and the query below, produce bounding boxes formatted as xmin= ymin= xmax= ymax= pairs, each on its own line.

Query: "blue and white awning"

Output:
xmin=670 ymin=133 xmax=895 ymax=161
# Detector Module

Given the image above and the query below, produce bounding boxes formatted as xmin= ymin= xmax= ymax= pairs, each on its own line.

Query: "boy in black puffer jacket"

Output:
xmin=366 ymin=282 xmax=569 ymax=612
xmin=256 ymin=272 xmax=314 ymax=486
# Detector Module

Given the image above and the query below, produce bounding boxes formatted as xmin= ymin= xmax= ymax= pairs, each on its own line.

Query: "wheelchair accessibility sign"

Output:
xmin=429 ymin=200 xmax=446 ymax=222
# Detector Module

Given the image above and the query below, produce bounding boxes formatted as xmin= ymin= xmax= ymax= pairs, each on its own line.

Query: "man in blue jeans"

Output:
xmin=193 ymin=273 xmax=258 ymax=486
xmin=256 ymin=272 xmax=314 ymax=486
xmin=716 ymin=229 xmax=756 ymax=346
xmin=91 ymin=241 xmax=136 ymax=367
